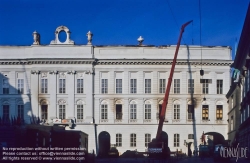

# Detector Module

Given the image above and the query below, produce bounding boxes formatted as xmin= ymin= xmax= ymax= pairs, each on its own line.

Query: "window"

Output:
xmin=202 ymin=79 xmax=209 ymax=94
xmin=3 ymin=105 xmax=9 ymax=121
xmin=232 ymin=96 xmax=234 ymax=108
xmin=188 ymin=105 xmax=194 ymax=120
xmin=101 ymin=104 xmax=108 ymax=119
xmin=116 ymin=134 xmax=122 ymax=147
xmin=174 ymin=134 xmax=180 ymax=147
xmin=17 ymin=79 xmax=24 ymax=94
xmin=77 ymin=105 xmax=84 ymax=119
xmin=188 ymin=134 xmax=194 ymax=139
xmin=41 ymin=105 xmax=48 ymax=120
xmin=41 ymin=79 xmax=48 ymax=93
xmin=3 ymin=79 xmax=9 ymax=94
xmin=145 ymin=104 xmax=151 ymax=119
xmin=174 ymin=104 xmax=180 ymax=120
xmin=59 ymin=79 xmax=66 ymax=93
xmin=217 ymin=80 xmax=223 ymax=94
xmin=145 ymin=79 xmax=151 ymax=93
xmin=145 ymin=134 xmax=151 ymax=147
xmin=101 ymin=79 xmax=108 ymax=94
xmin=18 ymin=105 xmax=24 ymax=120
xmin=202 ymin=105 xmax=209 ymax=120
xmin=77 ymin=79 xmax=84 ymax=93
xmin=231 ymin=116 xmax=234 ymax=131
xmin=188 ymin=79 xmax=194 ymax=94
xmin=216 ymin=105 xmax=223 ymax=120
xmin=116 ymin=79 xmax=122 ymax=94
xmin=130 ymin=79 xmax=137 ymax=93
xmin=59 ymin=105 xmax=66 ymax=119
xmin=130 ymin=104 xmax=137 ymax=119
xmin=159 ymin=79 xmax=166 ymax=93
xmin=130 ymin=133 xmax=136 ymax=147
xmin=116 ymin=104 xmax=122 ymax=119
xmin=174 ymin=79 xmax=180 ymax=93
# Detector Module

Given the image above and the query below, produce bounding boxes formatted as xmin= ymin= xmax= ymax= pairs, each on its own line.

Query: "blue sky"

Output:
xmin=0 ymin=0 xmax=249 ymax=59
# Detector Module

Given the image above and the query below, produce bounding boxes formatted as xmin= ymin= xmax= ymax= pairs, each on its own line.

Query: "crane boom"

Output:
xmin=156 ymin=20 xmax=192 ymax=140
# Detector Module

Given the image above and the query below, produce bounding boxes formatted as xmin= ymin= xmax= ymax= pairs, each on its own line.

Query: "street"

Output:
xmin=95 ymin=156 xmax=249 ymax=163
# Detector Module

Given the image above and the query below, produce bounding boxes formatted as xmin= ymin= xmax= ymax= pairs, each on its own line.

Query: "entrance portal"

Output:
xmin=98 ymin=131 xmax=110 ymax=157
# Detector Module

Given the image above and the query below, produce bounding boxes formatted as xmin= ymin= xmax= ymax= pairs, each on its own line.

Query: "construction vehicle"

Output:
xmin=148 ymin=20 xmax=192 ymax=158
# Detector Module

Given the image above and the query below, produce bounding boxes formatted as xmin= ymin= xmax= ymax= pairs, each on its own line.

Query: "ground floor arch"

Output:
xmin=98 ymin=131 xmax=110 ymax=157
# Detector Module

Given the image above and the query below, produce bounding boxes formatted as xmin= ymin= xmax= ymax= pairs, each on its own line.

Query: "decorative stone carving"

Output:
xmin=86 ymin=31 xmax=93 ymax=45
xmin=114 ymin=119 xmax=122 ymax=123
xmin=31 ymin=70 xmax=40 ymax=74
xmin=76 ymin=100 xmax=84 ymax=105
xmin=100 ymin=119 xmax=108 ymax=123
xmin=77 ymin=73 xmax=84 ymax=78
xmin=137 ymin=36 xmax=144 ymax=46
xmin=67 ymin=70 xmax=75 ymax=74
xmin=130 ymin=119 xmax=137 ymax=123
xmin=50 ymin=26 xmax=74 ymax=45
xmin=41 ymin=72 xmax=47 ymax=78
xmin=32 ymin=31 xmax=40 ymax=45
xmin=85 ymin=70 xmax=92 ymax=74
xmin=49 ymin=70 xmax=58 ymax=75
xmin=58 ymin=99 xmax=66 ymax=105
xmin=2 ymin=100 xmax=9 ymax=105
xmin=59 ymin=72 xmax=66 ymax=78
xmin=40 ymin=99 xmax=48 ymax=105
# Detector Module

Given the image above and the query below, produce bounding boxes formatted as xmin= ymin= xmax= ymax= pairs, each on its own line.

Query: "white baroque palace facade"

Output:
xmin=0 ymin=26 xmax=232 ymax=155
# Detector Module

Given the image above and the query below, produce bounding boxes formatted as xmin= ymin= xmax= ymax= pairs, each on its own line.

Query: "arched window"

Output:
xmin=130 ymin=100 xmax=137 ymax=119
xmin=144 ymin=100 xmax=151 ymax=120
xmin=58 ymin=99 xmax=66 ymax=119
xmin=101 ymin=100 xmax=108 ymax=120
xmin=17 ymin=101 xmax=24 ymax=120
xmin=187 ymin=100 xmax=194 ymax=120
xmin=115 ymin=100 xmax=123 ymax=120
xmin=2 ymin=101 xmax=9 ymax=121
xmin=173 ymin=100 xmax=181 ymax=120
xmin=76 ymin=100 xmax=85 ymax=120
xmin=202 ymin=101 xmax=210 ymax=120
xmin=216 ymin=101 xmax=223 ymax=120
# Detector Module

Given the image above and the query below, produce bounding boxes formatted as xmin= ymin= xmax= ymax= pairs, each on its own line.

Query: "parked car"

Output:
xmin=213 ymin=144 xmax=230 ymax=162
xmin=199 ymin=145 xmax=210 ymax=157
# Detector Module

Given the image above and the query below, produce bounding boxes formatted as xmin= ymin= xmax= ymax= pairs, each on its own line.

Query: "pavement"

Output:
xmin=176 ymin=156 xmax=249 ymax=163
xmin=95 ymin=156 xmax=250 ymax=163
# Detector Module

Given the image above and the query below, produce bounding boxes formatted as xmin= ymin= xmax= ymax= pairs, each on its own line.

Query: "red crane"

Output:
xmin=148 ymin=20 xmax=192 ymax=158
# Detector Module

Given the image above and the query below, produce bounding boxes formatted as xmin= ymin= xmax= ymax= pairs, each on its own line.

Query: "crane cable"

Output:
xmin=199 ymin=0 xmax=206 ymax=101
xmin=199 ymin=0 xmax=203 ymax=75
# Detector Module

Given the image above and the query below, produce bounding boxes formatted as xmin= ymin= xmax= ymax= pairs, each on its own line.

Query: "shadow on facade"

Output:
xmin=186 ymin=45 xmax=198 ymax=155
xmin=0 ymin=72 xmax=38 ymax=148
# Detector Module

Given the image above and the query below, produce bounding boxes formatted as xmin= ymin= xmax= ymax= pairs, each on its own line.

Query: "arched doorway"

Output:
xmin=205 ymin=132 xmax=225 ymax=145
xmin=204 ymin=132 xmax=225 ymax=156
xmin=98 ymin=131 xmax=110 ymax=157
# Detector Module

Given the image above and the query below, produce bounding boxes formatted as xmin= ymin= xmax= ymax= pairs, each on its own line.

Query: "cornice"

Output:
xmin=96 ymin=60 xmax=232 ymax=66
xmin=0 ymin=59 xmax=95 ymax=65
